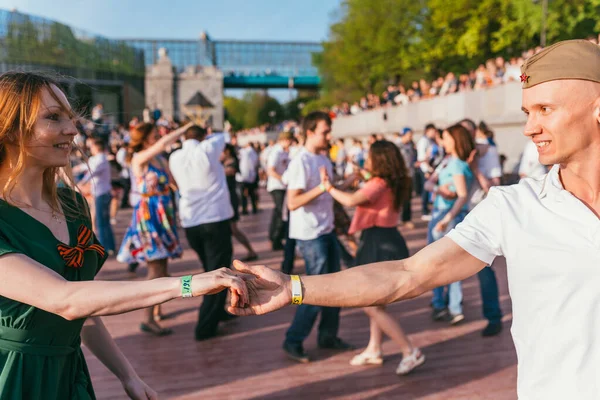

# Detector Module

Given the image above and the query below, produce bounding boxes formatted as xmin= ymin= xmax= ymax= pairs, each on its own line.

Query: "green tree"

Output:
xmin=224 ymin=92 xmax=285 ymax=130
xmin=315 ymin=0 xmax=600 ymax=106
xmin=243 ymin=92 xmax=284 ymax=128
xmin=315 ymin=0 xmax=426 ymax=104
xmin=224 ymin=96 xmax=247 ymax=132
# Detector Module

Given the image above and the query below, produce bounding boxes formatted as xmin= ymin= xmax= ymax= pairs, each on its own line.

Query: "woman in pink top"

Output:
xmin=321 ymin=140 xmax=425 ymax=375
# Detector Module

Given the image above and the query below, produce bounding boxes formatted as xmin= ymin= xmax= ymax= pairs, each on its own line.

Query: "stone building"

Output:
xmin=145 ymin=48 xmax=224 ymax=129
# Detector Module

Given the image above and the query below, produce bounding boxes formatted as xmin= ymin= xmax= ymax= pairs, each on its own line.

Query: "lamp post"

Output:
xmin=268 ymin=110 xmax=276 ymax=128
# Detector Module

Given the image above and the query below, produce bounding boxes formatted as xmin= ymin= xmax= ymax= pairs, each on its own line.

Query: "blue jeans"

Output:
xmin=285 ymin=232 xmax=341 ymax=345
xmin=428 ymin=208 xmax=467 ymax=316
xmin=95 ymin=193 xmax=115 ymax=252
xmin=478 ymin=266 xmax=503 ymax=324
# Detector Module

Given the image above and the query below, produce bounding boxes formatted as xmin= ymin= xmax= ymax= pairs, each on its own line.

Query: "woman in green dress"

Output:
xmin=0 ymin=72 xmax=249 ymax=399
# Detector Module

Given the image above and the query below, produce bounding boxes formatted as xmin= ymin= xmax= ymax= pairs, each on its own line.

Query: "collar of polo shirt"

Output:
xmin=537 ymin=165 xmax=561 ymax=199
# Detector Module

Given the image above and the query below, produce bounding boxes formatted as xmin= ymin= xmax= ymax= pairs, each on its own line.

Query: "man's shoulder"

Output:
xmin=168 ymin=148 xmax=184 ymax=164
xmin=291 ymin=148 xmax=309 ymax=160
xmin=486 ymin=177 xmax=545 ymax=207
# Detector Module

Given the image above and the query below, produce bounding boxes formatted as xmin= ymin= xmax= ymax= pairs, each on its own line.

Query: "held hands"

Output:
xmin=226 ymin=260 xmax=292 ymax=316
xmin=320 ymin=166 xmax=333 ymax=192
xmin=191 ymin=268 xmax=250 ymax=308
xmin=437 ymin=183 xmax=457 ymax=200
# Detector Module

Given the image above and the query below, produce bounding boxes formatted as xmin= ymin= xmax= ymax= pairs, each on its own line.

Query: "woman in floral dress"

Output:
xmin=117 ymin=122 xmax=193 ymax=336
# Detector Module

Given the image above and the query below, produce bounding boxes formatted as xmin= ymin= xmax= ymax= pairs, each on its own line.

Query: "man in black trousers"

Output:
xmin=267 ymin=132 xmax=293 ymax=251
xmin=169 ymin=125 xmax=234 ymax=340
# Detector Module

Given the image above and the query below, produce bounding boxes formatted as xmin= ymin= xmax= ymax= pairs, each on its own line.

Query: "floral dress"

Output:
xmin=117 ymin=157 xmax=182 ymax=263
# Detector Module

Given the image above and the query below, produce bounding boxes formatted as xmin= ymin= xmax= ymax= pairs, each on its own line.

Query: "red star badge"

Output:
xmin=520 ymin=73 xmax=529 ymax=83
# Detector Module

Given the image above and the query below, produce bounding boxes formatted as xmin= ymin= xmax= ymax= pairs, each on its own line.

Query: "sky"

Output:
xmin=0 ymin=0 xmax=341 ymax=42
xmin=1 ymin=0 xmax=342 ymax=102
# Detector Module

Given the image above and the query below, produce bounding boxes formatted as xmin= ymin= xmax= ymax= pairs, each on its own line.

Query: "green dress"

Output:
xmin=0 ymin=189 xmax=107 ymax=399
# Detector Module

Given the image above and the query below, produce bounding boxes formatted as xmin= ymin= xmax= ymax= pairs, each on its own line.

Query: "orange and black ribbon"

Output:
xmin=57 ymin=225 xmax=106 ymax=268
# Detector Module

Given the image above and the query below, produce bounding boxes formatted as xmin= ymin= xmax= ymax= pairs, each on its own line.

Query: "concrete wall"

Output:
xmin=145 ymin=53 xmax=175 ymax=120
xmin=177 ymin=66 xmax=224 ymax=130
xmin=331 ymin=82 xmax=528 ymax=172
xmin=122 ymin=82 xmax=146 ymax=123
xmin=145 ymin=50 xmax=224 ymax=129
xmin=236 ymin=131 xmax=278 ymax=146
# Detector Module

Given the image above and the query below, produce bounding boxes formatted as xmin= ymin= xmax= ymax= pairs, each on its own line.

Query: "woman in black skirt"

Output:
xmin=222 ymin=144 xmax=258 ymax=261
xmin=321 ymin=140 xmax=425 ymax=375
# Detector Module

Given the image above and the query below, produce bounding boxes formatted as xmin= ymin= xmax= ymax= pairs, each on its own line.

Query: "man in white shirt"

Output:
xmin=415 ymin=124 xmax=438 ymax=220
xmin=519 ymin=139 xmax=548 ymax=180
xmin=231 ymin=40 xmax=600 ymax=400
xmin=169 ymin=125 xmax=234 ymax=341
xmin=282 ymin=111 xmax=352 ymax=363
xmin=236 ymin=143 xmax=259 ymax=215
xmin=461 ymin=118 xmax=504 ymax=337
xmin=267 ymin=132 xmax=292 ymax=251
xmin=76 ymin=137 xmax=115 ymax=253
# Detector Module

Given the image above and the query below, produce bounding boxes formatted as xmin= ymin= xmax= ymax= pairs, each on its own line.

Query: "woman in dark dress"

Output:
xmin=222 ymin=143 xmax=258 ymax=261
xmin=0 ymin=72 xmax=248 ymax=399
xmin=322 ymin=140 xmax=425 ymax=375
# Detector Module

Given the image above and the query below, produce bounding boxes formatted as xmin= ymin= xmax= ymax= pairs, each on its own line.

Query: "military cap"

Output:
xmin=520 ymin=39 xmax=600 ymax=89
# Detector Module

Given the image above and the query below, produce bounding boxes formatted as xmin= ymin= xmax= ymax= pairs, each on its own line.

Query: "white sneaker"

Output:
xmin=396 ymin=348 xmax=425 ymax=375
xmin=450 ymin=313 xmax=465 ymax=325
xmin=421 ymin=214 xmax=432 ymax=221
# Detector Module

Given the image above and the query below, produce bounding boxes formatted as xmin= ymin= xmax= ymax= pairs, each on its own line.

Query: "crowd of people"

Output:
xmin=70 ymin=95 xmax=549 ymax=373
xmin=326 ymin=34 xmax=600 ymax=118
xmin=2 ymin=35 xmax=600 ymax=400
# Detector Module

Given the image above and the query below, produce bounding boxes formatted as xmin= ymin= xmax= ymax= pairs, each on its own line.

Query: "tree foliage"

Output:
xmin=316 ymin=0 xmax=600 ymax=105
xmin=224 ymin=92 xmax=288 ymax=131
xmin=3 ymin=13 xmax=144 ymax=76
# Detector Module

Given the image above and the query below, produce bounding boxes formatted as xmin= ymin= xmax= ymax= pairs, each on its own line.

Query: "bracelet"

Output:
xmin=363 ymin=171 xmax=372 ymax=180
xmin=290 ymin=275 xmax=303 ymax=305
xmin=181 ymin=275 xmax=193 ymax=298
xmin=319 ymin=183 xmax=326 ymax=193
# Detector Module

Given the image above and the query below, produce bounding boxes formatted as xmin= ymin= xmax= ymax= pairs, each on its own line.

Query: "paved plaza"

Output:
xmin=89 ymin=192 xmax=517 ymax=399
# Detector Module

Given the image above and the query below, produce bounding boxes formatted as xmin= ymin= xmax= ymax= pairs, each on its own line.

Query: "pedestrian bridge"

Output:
xmin=124 ymin=37 xmax=322 ymax=89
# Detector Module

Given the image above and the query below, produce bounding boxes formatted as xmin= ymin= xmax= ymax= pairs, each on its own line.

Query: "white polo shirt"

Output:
xmin=236 ymin=146 xmax=259 ymax=184
xmin=468 ymin=139 xmax=503 ymax=209
xmin=168 ymin=135 xmax=233 ymax=228
xmin=266 ymin=144 xmax=289 ymax=192
xmin=286 ymin=148 xmax=334 ymax=241
xmin=447 ymin=164 xmax=600 ymax=400
xmin=519 ymin=140 xmax=548 ymax=179
xmin=80 ymin=153 xmax=112 ymax=197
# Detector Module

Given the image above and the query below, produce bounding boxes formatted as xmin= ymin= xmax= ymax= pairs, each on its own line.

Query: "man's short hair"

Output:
xmin=302 ymin=111 xmax=332 ymax=134
xmin=424 ymin=123 xmax=436 ymax=132
xmin=91 ymin=137 xmax=106 ymax=151
xmin=184 ymin=125 xmax=207 ymax=141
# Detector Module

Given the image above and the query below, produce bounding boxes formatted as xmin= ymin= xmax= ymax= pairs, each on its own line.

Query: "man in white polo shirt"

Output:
xmin=75 ymin=137 xmax=115 ymax=254
xmin=169 ymin=125 xmax=234 ymax=341
xmin=230 ymin=40 xmax=600 ymax=399
xmin=267 ymin=132 xmax=292 ymax=251
xmin=282 ymin=111 xmax=352 ymax=363
xmin=460 ymin=118 xmax=504 ymax=337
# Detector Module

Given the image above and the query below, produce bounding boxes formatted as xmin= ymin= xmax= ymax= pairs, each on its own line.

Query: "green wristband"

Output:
xmin=363 ymin=171 xmax=372 ymax=180
xmin=181 ymin=275 xmax=193 ymax=298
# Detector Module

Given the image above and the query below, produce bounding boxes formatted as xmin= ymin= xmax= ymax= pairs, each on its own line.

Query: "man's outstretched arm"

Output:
xmin=228 ymin=237 xmax=487 ymax=315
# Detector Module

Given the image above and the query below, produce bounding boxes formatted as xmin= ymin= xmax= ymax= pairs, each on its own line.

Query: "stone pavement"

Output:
xmin=89 ymin=191 xmax=517 ymax=399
